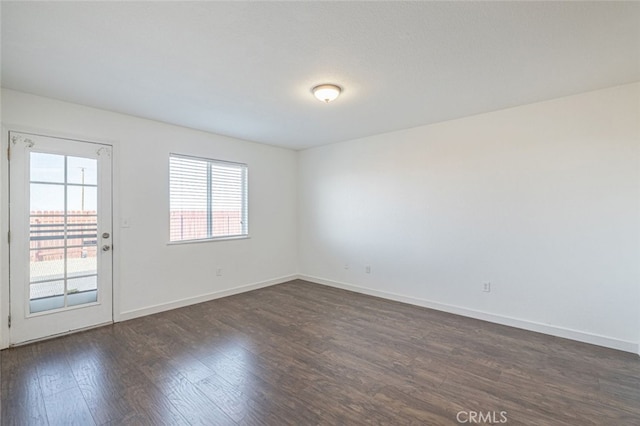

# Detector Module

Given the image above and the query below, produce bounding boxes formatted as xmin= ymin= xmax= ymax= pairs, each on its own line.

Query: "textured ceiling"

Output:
xmin=2 ymin=1 xmax=639 ymax=149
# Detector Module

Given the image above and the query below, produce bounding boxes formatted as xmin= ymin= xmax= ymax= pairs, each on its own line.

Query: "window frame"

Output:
xmin=168 ymin=153 xmax=249 ymax=244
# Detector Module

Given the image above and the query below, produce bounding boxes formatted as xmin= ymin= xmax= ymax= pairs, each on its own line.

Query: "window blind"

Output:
xmin=170 ymin=154 xmax=248 ymax=242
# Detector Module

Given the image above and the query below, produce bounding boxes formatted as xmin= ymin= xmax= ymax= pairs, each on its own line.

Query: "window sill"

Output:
xmin=167 ymin=235 xmax=250 ymax=246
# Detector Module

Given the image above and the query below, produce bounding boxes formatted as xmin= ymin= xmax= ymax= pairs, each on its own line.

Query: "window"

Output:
xmin=169 ymin=154 xmax=248 ymax=242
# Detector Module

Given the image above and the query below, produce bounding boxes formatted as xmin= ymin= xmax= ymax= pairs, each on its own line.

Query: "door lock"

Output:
xmin=102 ymin=232 xmax=110 ymax=239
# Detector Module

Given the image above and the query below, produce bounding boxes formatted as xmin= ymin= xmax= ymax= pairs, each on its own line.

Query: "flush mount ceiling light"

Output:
xmin=312 ymin=84 xmax=342 ymax=103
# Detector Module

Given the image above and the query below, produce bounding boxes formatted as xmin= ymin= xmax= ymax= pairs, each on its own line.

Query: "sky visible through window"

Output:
xmin=30 ymin=153 xmax=97 ymax=211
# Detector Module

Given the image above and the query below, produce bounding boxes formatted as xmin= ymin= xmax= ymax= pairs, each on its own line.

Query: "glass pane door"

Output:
xmin=9 ymin=131 xmax=113 ymax=345
xmin=29 ymin=153 xmax=99 ymax=313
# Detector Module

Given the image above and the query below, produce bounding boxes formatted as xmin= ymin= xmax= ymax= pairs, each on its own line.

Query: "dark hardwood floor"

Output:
xmin=2 ymin=280 xmax=639 ymax=425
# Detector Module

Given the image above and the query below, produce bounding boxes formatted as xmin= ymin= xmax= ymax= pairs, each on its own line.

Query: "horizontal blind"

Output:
xmin=170 ymin=154 xmax=248 ymax=242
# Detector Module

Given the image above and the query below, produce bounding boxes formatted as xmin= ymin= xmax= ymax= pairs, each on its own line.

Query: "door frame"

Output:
xmin=0 ymin=125 xmax=121 ymax=348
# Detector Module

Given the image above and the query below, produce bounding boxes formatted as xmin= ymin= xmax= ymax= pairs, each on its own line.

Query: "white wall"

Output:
xmin=1 ymin=83 xmax=638 ymax=354
xmin=0 ymin=89 xmax=298 ymax=346
xmin=299 ymin=83 xmax=640 ymax=353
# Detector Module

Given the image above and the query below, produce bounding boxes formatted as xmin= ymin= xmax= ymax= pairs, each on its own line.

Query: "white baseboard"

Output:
xmin=8 ymin=273 xmax=637 ymax=357
xmin=299 ymin=274 xmax=639 ymax=355
xmin=117 ymin=274 xmax=297 ymax=322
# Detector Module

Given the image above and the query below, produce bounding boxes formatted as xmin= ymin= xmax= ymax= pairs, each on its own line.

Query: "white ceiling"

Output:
xmin=2 ymin=2 xmax=639 ymax=150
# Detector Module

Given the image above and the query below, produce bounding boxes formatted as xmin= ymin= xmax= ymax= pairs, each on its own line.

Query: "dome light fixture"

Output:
xmin=312 ymin=84 xmax=342 ymax=103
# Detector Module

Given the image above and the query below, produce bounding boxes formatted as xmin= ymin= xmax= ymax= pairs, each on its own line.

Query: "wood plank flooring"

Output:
xmin=2 ymin=280 xmax=639 ymax=425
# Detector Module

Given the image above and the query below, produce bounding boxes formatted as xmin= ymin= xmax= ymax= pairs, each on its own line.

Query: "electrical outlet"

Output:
xmin=483 ymin=282 xmax=491 ymax=292
xmin=216 ymin=268 xmax=222 ymax=277
xmin=365 ymin=265 xmax=371 ymax=274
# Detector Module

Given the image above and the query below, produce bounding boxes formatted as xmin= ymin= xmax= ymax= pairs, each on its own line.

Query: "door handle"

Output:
xmin=102 ymin=245 xmax=111 ymax=252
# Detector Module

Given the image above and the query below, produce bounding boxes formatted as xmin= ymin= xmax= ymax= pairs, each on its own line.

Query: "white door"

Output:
xmin=9 ymin=131 xmax=113 ymax=345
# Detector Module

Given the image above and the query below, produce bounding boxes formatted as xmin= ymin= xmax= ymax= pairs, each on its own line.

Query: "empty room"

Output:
xmin=1 ymin=1 xmax=639 ymax=425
